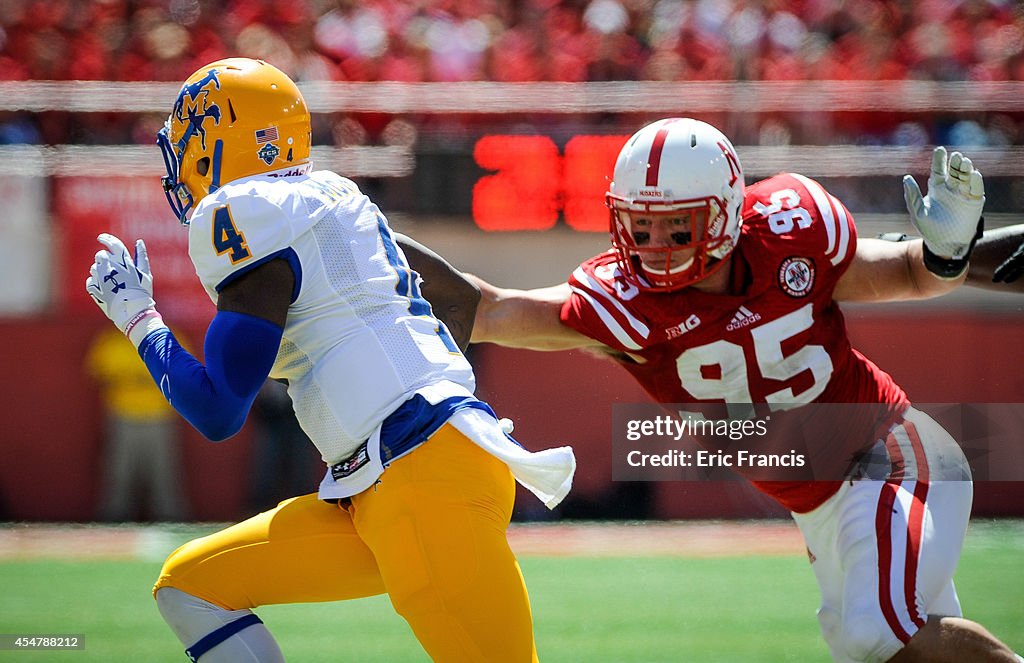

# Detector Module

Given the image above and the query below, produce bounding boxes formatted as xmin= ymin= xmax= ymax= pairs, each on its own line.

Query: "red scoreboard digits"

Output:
xmin=473 ymin=135 xmax=561 ymax=231
xmin=472 ymin=135 xmax=627 ymax=232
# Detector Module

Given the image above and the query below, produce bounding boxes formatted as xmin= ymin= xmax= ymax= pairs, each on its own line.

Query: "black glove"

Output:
xmin=992 ymin=240 xmax=1024 ymax=283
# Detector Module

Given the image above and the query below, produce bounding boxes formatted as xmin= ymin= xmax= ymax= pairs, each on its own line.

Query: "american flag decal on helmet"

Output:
xmin=255 ymin=126 xmax=279 ymax=144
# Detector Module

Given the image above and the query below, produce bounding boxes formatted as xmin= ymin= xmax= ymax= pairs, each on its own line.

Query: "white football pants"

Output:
xmin=793 ymin=407 xmax=973 ymax=663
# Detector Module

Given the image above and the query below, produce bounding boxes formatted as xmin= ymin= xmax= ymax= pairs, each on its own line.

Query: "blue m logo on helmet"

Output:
xmin=172 ymin=69 xmax=222 ymax=150
xmin=159 ymin=68 xmax=226 ymax=224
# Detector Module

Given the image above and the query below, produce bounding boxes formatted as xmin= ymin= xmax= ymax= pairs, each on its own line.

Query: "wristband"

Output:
xmin=922 ymin=244 xmax=970 ymax=280
xmin=126 ymin=310 xmax=167 ymax=348
xmin=922 ymin=216 xmax=984 ymax=280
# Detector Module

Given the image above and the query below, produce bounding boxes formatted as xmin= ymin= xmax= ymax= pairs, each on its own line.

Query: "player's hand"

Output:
xmin=903 ymin=146 xmax=985 ymax=260
xmin=85 ymin=233 xmax=160 ymax=342
xmin=993 ymin=239 xmax=1024 ymax=283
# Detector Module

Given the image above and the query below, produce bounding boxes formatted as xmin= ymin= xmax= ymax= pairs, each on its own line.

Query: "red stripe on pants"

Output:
xmin=876 ymin=480 xmax=913 ymax=643
xmin=902 ymin=421 xmax=930 ymax=631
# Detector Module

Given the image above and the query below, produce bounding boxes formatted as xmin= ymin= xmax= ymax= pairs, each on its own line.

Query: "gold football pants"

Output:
xmin=154 ymin=423 xmax=538 ymax=662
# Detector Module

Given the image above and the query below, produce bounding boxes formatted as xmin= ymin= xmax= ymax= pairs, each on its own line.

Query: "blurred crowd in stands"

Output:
xmin=4 ymin=0 xmax=1023 ymax=84
xmin=0 ymin=0 xmax=1022 ymax=148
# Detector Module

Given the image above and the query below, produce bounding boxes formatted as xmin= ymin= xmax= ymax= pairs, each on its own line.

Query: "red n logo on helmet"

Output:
xmin=717 ymin=141 xmax=740 ymax=187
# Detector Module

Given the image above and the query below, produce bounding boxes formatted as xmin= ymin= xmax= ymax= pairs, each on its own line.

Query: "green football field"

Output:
xmin=0 ymin=520 xmax=1020 ymax=662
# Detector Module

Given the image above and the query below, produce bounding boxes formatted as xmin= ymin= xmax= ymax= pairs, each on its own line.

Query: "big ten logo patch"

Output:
xmin=473 ymin=135 xmax=629 ymax=232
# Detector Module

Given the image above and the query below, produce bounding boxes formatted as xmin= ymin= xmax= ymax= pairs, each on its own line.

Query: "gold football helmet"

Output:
xmin=157 ymin=58 xmax=311 ymax=222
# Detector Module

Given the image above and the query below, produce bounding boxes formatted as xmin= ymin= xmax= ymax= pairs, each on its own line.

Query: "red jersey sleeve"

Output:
xmin=743 ymin=173 xmax=859 ymax=290
xmin=559 ymin=252 xmax=654 ymax=352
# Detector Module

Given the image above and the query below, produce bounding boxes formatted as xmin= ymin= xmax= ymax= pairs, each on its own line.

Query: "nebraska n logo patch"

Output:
xmin=779 ymin=256 xmax=815 ymax=297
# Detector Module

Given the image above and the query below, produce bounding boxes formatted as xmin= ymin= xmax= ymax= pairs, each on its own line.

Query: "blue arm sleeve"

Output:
xmin=138 ymin=311 xmax=283 ymax=441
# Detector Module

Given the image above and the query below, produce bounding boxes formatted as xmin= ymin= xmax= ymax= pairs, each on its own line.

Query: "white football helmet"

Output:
xmin=607 ymin=118 xmax=745 ymax=291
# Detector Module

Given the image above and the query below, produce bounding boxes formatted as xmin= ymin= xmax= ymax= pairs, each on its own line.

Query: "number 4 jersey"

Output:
xmin=187 ymin=166 xmax=476 ymax=471
xmin=561 ymin=173 xmax=909 ymax=513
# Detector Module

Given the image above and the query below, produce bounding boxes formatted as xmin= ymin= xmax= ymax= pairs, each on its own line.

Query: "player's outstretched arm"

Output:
xmin=466 ymin=275 xmax=600 ymax=351
xmin=902 ymin=145 xmax=985 ymax=277
xmin=87 ymin=233 xmax=290 ymax=441
xmin=965 ymin=224 xmax=1024 ymax=292
xmin=835 ymin=237 xmax=964 ymax=301
xmin=394 ymin=233 xmax=480 ymax=352
xmin=837 ymin=147 xmax=985 ymax=302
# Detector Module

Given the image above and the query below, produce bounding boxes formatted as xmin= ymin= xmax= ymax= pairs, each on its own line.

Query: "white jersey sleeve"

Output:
xmin=188 ymin=170 xmax=325 ymax=302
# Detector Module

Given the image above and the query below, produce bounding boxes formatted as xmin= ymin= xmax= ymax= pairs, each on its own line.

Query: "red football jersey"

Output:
xmin=561 ymin=173 xmax=909 ymax=512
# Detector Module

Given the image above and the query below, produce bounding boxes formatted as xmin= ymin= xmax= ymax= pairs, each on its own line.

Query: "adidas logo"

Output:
xmin=726 ymin=306 xmax=761 ymax=331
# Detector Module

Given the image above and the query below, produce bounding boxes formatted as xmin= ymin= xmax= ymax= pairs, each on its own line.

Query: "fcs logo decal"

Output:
xmin=257 ymin=142 xmax=280 ymax=165
xmin=172 ymin=69 xmax=222 ymax=150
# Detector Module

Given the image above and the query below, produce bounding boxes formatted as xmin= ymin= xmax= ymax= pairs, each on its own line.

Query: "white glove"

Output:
xmin=85 ymin=233 xmax=164 ymax=346
xmin=498 ymin=417 xmax=515 ymax=436
xmin=903 ymin=146 xmax=985 ymax=261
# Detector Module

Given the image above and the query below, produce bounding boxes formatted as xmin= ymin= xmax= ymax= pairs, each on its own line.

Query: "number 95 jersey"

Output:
xmin=187 ymin=166 xmax=475 ymax=466
xmin=561 ymin=173 xmax=909 ymax=513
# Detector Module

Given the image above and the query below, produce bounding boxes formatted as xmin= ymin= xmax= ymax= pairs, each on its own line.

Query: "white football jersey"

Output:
xmin=187 ymin=165 xmax=476 ymax=466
